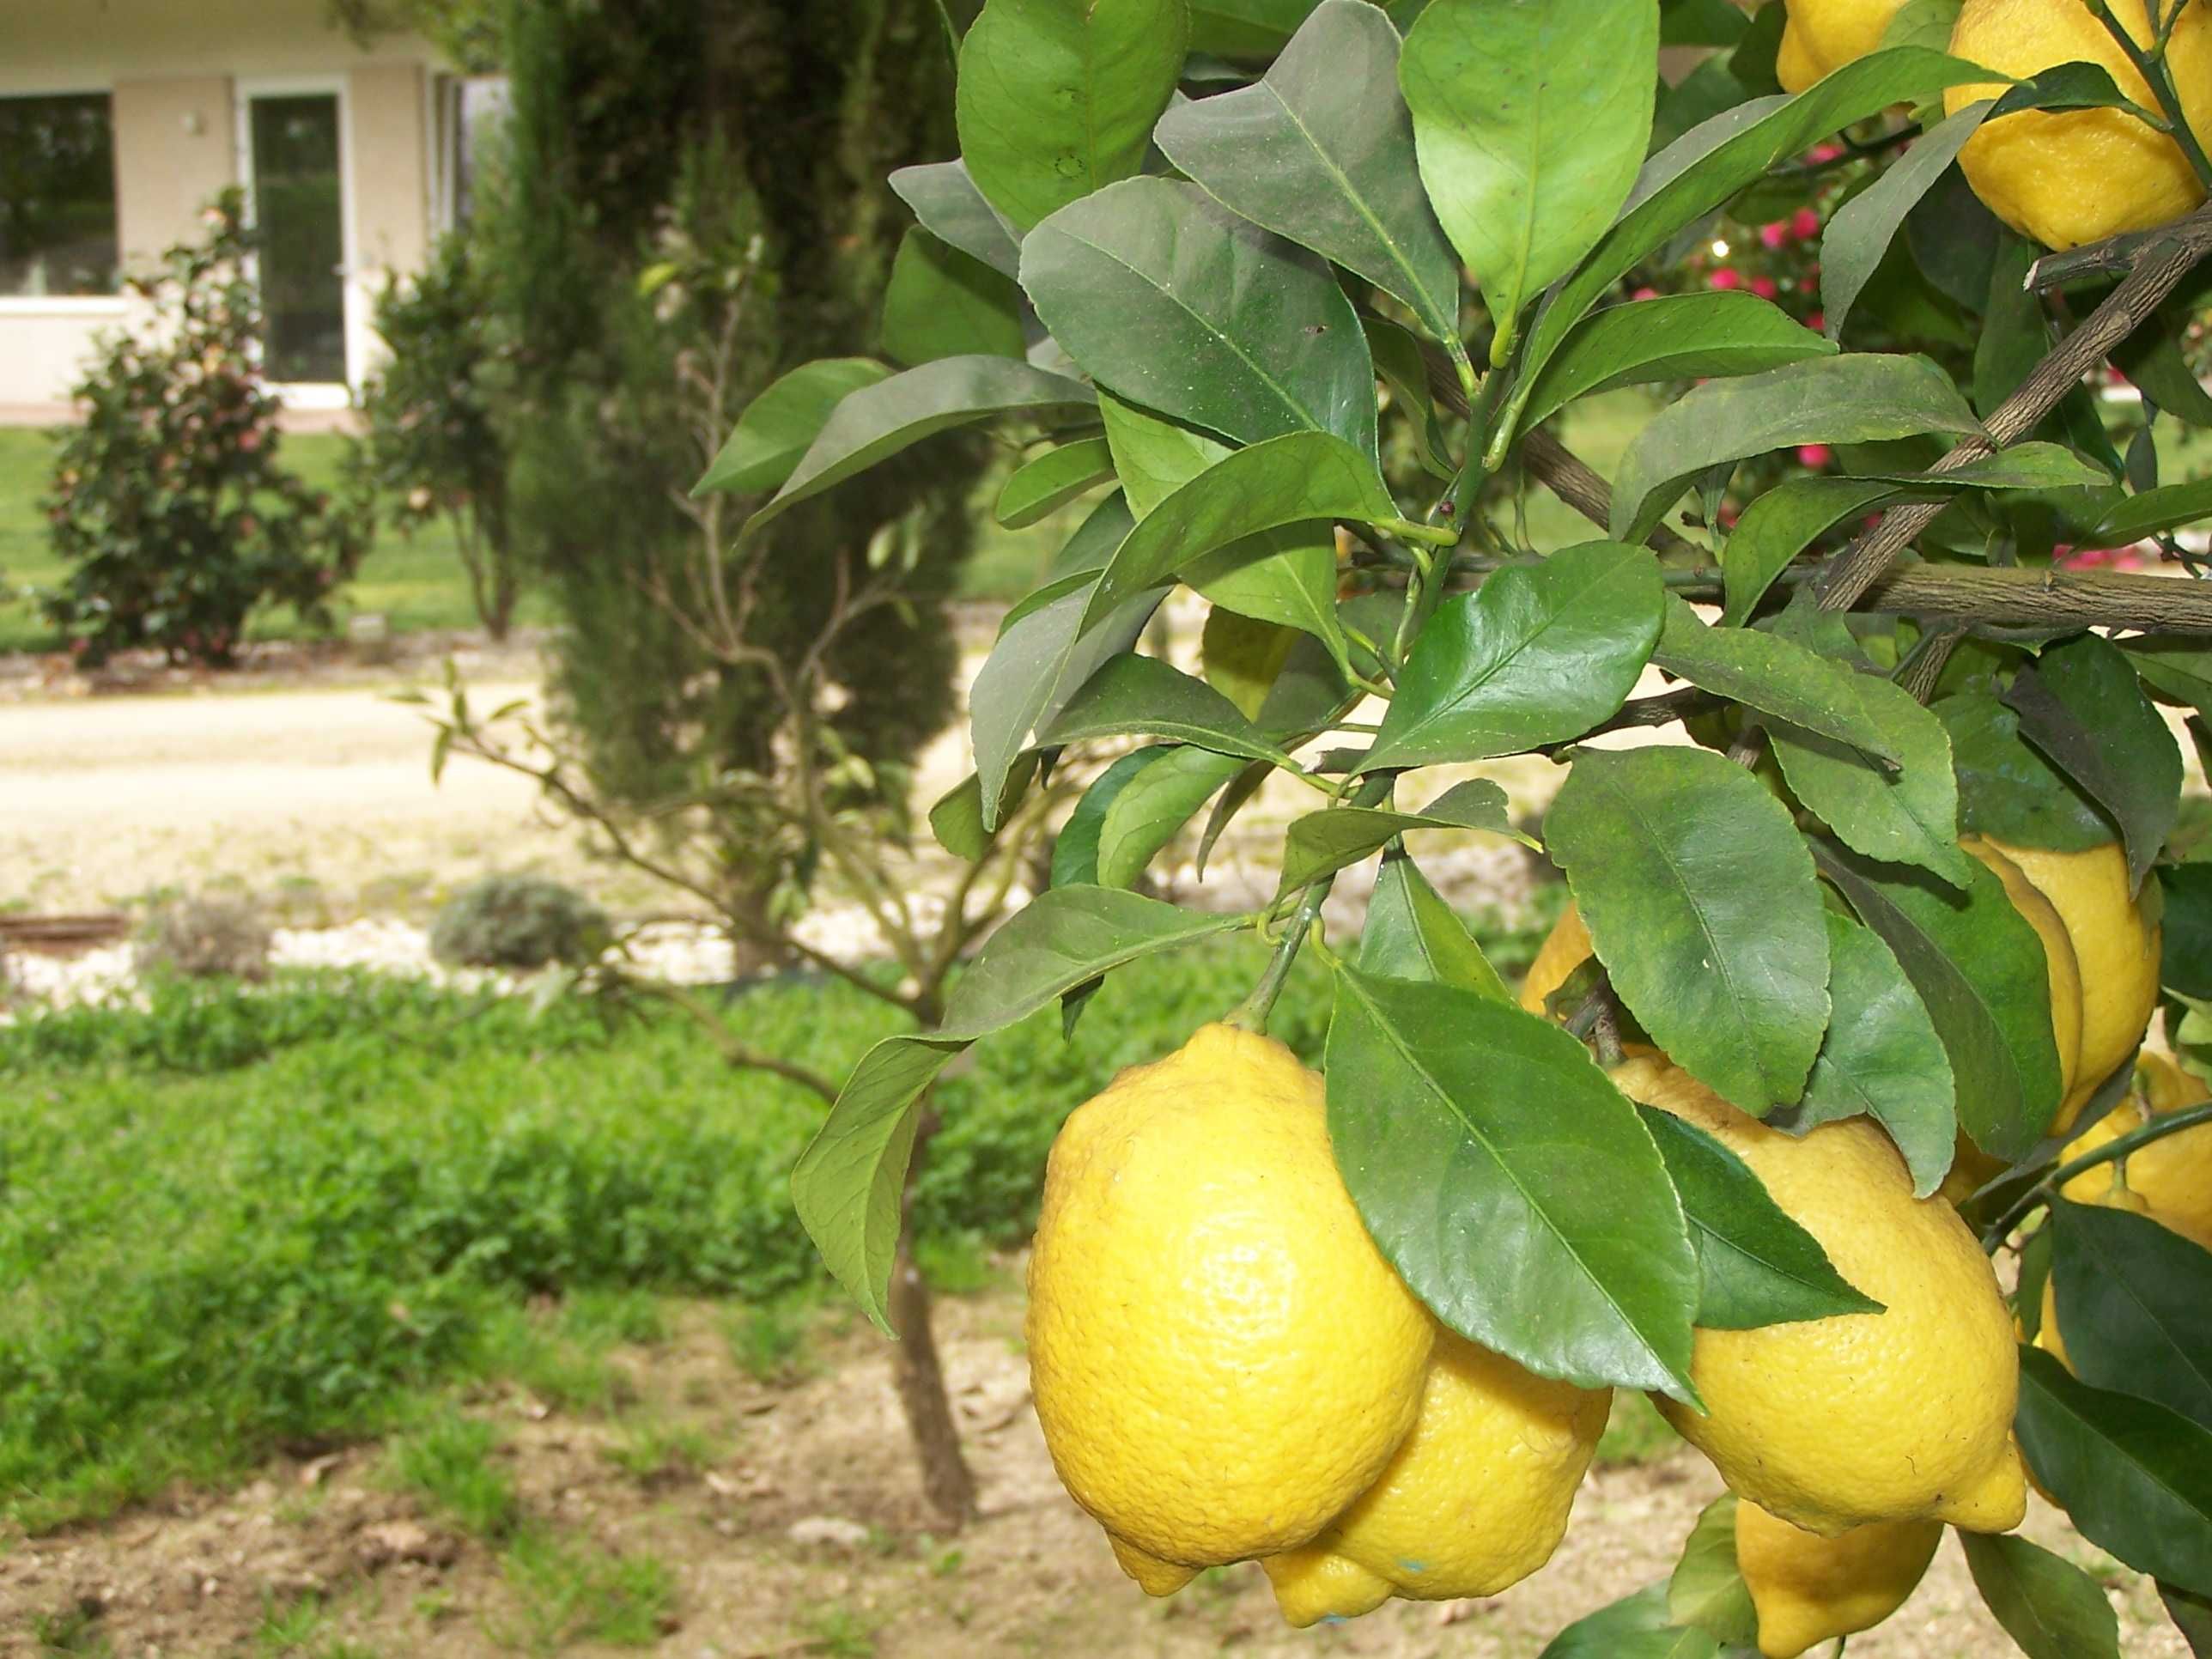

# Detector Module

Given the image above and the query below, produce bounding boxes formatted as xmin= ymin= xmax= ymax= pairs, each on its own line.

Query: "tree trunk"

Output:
xmin=887 ymin=1104 xmax=976 ymax=1528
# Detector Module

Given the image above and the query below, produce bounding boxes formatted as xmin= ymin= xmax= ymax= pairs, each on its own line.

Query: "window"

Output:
xmin=0 ymin=92 xmax=118 ymax=298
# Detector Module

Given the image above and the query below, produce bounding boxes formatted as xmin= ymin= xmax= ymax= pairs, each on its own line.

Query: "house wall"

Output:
xmin=112 ymin=77 xmax=236 ymax=270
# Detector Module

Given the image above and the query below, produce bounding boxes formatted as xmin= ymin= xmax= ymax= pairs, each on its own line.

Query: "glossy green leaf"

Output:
xmin=2115 ymin=309 xmax=2212 ymax=428
xmin=1539 ymin=1585 xmax=1720 ymax=1659
xmin=1777 ymin=913 xmax=1958 ymax=1197
xmin=1856 ymin=442 xmax=2112 ymax=494
xmin=1937 ymin=692 xmax=2117 ymax=853
xmin=1820 ymin=100 xmax=1989 ymax=340
xmin=1503 ymin=48 xmax=1990 ymax=447
xmin=1550 ymin=746 xmax=1830 ymax=1115
xmin=1155 ymin=0 xmax=1461 ymax=344
xmin=889 ymin=159 xmax=1022 ymax=278
xmin=879 ymin=228 xmax=1027 ymax=367
xmin=1185 ymin=528 xmax=1352 ymax=672
xmin=2016 ymin=1346 xmax=2212 ymax=1598
xmin=1099 ymin=392 xmax=1231 ymax=518
xmin=1815 ymin=841 xmax=2063 ymax=1159
xmin=2002 ymin=635 xmax=2180 ymax=890
xmin=2164 ymin=1582 xmax=2212 ymax=1656
xmin=1655 ymin=596 xmax=1906 ymax=763
xmin=1051 ymin=748 xmax=1170 ymax=887
xmin=1326 ymin=968 xmax=1701 ymax=1401
xmin=2164 ymin=864 xmax=2212 ymax=1000
xmin=1960 ymin=1530 xmax=2122 ymax=1659
xmin=2052 ymin=1198 xmax=2212 ymax=1433
xmin=1360 ymin=542 xmax=1665 ymax=770
xmin=996 ymin=438 xmax=1117 ymax=529
xmin=955 ymin=0 xmax=1188 ymax=231
xmin=694 ymin=357 xmax=890 ymax=497
xmin=1720 ymin=477 xmax=1898 ymax=627
xmin=1358 ymin=848 xmax=1512 ymax=1000
xmin=1610 ymin=354 xmax=1983 ymax=543
xmin=1080 ymin=431 xmax=1396 ymax=630
xmin=1097 ymin=745 xmax=1250 ymax=888
xmin=793 ymin=888 xmax=1243 ymax=1329
xmin=1667 ymin=1494 xmax=1758 ymax=1645
xmin=1990 ymin=58 xmax=2157 ymax=120
xmin=1021 ymin=178 xmax=1379 ymax=456
xmin=1638 ymin=1105 xmax=1881 ymax=1328
xmin=1363 ymin=311 xmax=1456 ymax=477
xmin=1399 ymin=0 xmax=1657 ymax=360
xmin=1520 ymin=293 xmax=1836 ymax=433
xmin=1664 ymin=0 xmax=1750 ymax=45
xmin=1041 ymin=653 xmax=1297 ymax=766
xmin=929 ymin=754 xmax=1038 ymax=861
xmin=1276 ymin=780 xmax=1525 ymax=897
xmin=743 ymin=356 xmax=1097 ymax=535
xmin=2127 ymin=635 xmax=2212 ymax=718
xmin=1881 ymin=0 xmax=1963 ymax=54
xmin=1201 ymin=606 xmax=1301 ymax=719
xmin=2096 ymin=478 xmax=2212 ymax=544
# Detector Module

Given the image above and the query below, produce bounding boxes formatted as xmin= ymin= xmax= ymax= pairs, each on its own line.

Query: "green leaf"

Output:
xmin=2164 ymin=864 xmax=2212 ymax=1000
xmin=954 ymin=0 xmax=1188 ymax=232
xmin=1937 ymin=692 xmax=2117 ymax=854
xmin=793 ymin=888 xmax=1245 ymax=1329
xmin=1021 ymin=178 xmax=1379 ymax=457
xmin=1764 ymin=645 xmax=1979 ymax=890
xmin=1519 ymin=293 xmax=1837 ymax=434
xmin=1820 ymin=100 xmax=1990 ymax=340
xmin=1187 ymin=0 xmax=1325 ymax=57
xmin=1363 ymin=311 xmax=1457 ymax=477
xmin=1720 ymin=477 xmax=1898 ymax=627
xmin=1549 ymin=746 xmax=1830 ymax=1115
xmin=742 ymin=356 xmax=1097 ymax=535
xmin=1609 ymin=354 xmax=1983 ymax=544
xmin=1399 ymin=0 xmax=1657 ymax=360
xmin=879 ymin=229 xmax=1027 ymax=367
xmin=1960 ymin=1530 xmax=2123 ymax=1659
xmin=2002 ymin=635 xmax=2180 ymax=891
xmin=1654 ymin=596 xmax=1905 ymax=763
xmin=1881 ymin=0 xmax=1963 ymax=53
xmin=2127 ymin=635 xmax=2212 ymax=718
xmin=1776 ymin=913 xmax=1958 ymax=1198
xmin=2016 ymin=1346 xmax=2212 ymax=1599
xmin=930 ymin=754 xmax=1038 ymax=861
xmin=2163 ymin=1582 xmax=2212 ymax=1656
xmin=995 ymin=438 xmax=1117 ymax=529
xmin=2096 ymin=478 xmax=2212 ymax=543
xmin=2114 ymin=308 xmax=2212 ymax=428
xmin=1051 ymin=748 xmax=1170 ymax=887
xmin=1099 ymin=392 xmax=1231 ymax=519
xmin=1358 ymin=848 xmax=1511 ymax=1000
xmin=1325 ymin=968 xmax=1702 ymax=1401
xmin=1360 ymin=542 xmax=1665 ymax=770
xmin=694 ymin=357 xmax=890 ymax=496
xmin=1814 ymin=841 xmax=2063 ymax=1160
xmin=1201 ymin=606 xmax=1301 ymax=719
xmin=1990 ymin=58 xmax=2158 ymax=120
xmin=888 ymin=159 xmax=1021 ymax=277
xmin=1276 ymin=780 xmax=1525 ymax=897
xmin=1664 ymin=0 xmax=1750 ymax=46
xmin=1080 ymin=431 xmax=1396 ymax=630
xmin=2051 ymin=1198 xmax=2212 ymax=1433
xmin=1185 ymin=527 xmax=1352 ymax=673
xmin=1041 ymin=653 xmax=1297 ymax=766
xmin=1856 ymin=442 xmax=2113 ymax=493
xmin=1639 ymin=1104 xmax=1881 ymax=1329
xmin=1097 ymin=746 xmax=1250 ymax=888
xmin=1538 ymin=1583 xmax=1722 ymax=1658
xmin=1502 ymin=47 xmax=1990 ymax=446
xmin=1667 ymin=1494 xmax=1759 ymax=1646
xmin=1154 ymin=0 xmax=1462 ymax=346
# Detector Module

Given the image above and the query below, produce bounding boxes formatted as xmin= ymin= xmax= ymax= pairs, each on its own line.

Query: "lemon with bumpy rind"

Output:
xmin=2059 ymin=1054 xmax=2212 ymax=1250
xmin=1737 ymin=1500 xmax=1943 ymax=1659
xmin=1947 ymin=0 xmax=2211 ymax=250
xmin=1776 ymin=0 xmax=1911 ymax=92
xmin=1260 ymin=1328 xmax=1610 ymax=1626
xmin=1614 ymin=1057 xmax=2028 ymax=1537
xmin=1961 ymin=836 xmax=2085 ymax=1106
xmin=1026 ymin=1024 xmax=1435 ymax=1593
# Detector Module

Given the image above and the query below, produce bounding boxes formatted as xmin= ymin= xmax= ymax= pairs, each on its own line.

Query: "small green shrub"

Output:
xmin=385 ymin=1414 xmax=518 ymax=1540
xmin=135 ymin=892 xmax=273 ymax=981
xmin=428 ymin=874 xmax=611 ymax=969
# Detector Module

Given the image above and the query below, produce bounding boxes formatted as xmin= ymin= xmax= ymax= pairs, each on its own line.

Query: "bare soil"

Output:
xmin=0 ymin=1287 xmax=2185 ymax=1659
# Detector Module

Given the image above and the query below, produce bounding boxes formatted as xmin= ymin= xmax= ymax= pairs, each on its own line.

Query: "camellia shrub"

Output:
xmin=41 ymin=190 xmax=368 ymax=666
xmin=700 ymin=0 xmax=2212 ymax=1650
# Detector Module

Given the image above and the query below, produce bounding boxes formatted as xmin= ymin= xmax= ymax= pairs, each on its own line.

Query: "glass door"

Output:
xmin=245 ymin=92 xmax=346 ymax=386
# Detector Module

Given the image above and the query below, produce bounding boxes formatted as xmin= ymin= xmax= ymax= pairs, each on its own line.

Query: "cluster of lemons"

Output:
xmin=1779 ymin=0 xmax=2209 ymax=250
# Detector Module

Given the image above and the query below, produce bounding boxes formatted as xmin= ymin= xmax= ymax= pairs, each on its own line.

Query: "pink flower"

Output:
xmin=236 ymin=428 xmax=263 ymax=452
xmin=1750 ymin=276 xmax=1780 ymax=301
xmin=1797 ymin=444 xmax=1834 ymax=469
xmin=1718 ymin=504 xmax=1741 ymax=528
xmin=1761 ymin=222 xmax=1790 ymax=250
xmin=1631 ymin=285 xmax=1661 ymax=301
xmin=2056 ymin=544 xmax=2106 ymax=569
xmin=1808 ymin=143 xmax=1845 ymax=164
xmin=1805 ymin=310 xmax=1826 ymax=333
xmin=1709 ymin=267 xmax=1743 ymax=290
xmin=1793 ymin=208 xmax=1821 ymax=240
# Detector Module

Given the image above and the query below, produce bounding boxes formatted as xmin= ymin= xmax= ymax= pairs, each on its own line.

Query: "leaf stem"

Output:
xmin=2087 ymin=0 xmax=2212 ymax=186
xmin=1227 ymin=773 xmax=1397 ymax=1035
xmin=1980 ymin=1099 xmax=2212 ymax=1249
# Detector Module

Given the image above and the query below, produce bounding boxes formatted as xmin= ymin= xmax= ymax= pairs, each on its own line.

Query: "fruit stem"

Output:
xmin=1980 ymin=1099 xmax=2212 ymax=1250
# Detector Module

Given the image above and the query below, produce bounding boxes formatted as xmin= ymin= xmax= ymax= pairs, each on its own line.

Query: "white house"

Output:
xmin=0 ymin=0 xmax=480 ymax=413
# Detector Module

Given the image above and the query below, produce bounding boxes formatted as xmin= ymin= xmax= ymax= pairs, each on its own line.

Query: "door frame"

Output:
xmin=232 ymin=74 xmax=360 ymax=407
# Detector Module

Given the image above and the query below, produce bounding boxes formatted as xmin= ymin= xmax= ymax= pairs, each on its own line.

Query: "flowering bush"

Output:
xmin=40 ymin=190 xmax=369 ymax=666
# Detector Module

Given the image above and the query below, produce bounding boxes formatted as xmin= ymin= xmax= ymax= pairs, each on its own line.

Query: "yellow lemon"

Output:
xmin=1938 ymin=1131 xmax=2012 ymax=1210
xmin=1261 ymin=1328 xmax=1610 ymax=1625
xmin=1737 ymin=1501 xmax=1944 ymax=1658
xmin=1027 ymin=1024 xmax=1435 ymax=1590
xmin=1961 ymin=836 xmax=2086 ymax=1108
xmin=1519 ymin=900 xmax=1595 ymax=1014
xmin=1777 ymin=0 xmax=1911 ymax=92
xmin=1947 ymin=0 xmax=2212 ymax=248
xmin=2056 ymin=1053 xmax=2212 ymax=1250
xmin=1616 ymin=1057 xmax=2028 ymax=1536
xmin=1972 ymin=837 xmax=2160 ymax=1131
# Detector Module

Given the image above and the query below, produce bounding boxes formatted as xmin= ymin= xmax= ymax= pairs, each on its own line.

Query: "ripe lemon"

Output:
xmin=1736 ymin=1501 xmax=1944 ymax=1659
xmin=1970 ymin=837 xmax=2160 ymax=1131
xmin=2055 ymin=1052 xmax=2212 ymax=1250
xmin=1027 ymin=1024 xmax=1434 ymax=1591
xmin=1777 ymin=0 xmax=1911 ymax=93
xmin=1260 ymin=1328 xmax=1610 ymax=1625
xmin=1616 ymin=1057 xmax=2028 ymax=1536
xmin=1519 ymin=900 xmax=1595 ymax=1014
xmin=1961 ymin=836 xmax=2085 ymax=1105
xmin=1947 ymin=0 xmax=2212 ymax=249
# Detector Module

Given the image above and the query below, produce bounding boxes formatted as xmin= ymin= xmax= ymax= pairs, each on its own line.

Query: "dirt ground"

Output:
xmin=0 ymin=1285 xmax=2186 ymax=1659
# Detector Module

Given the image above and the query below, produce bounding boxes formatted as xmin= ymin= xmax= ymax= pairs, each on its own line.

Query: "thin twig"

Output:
xmin=1981 ymin=1099 xmax=2212 ymax=1248
xmin=623 ymin=975 xmax=842 ymax=1102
